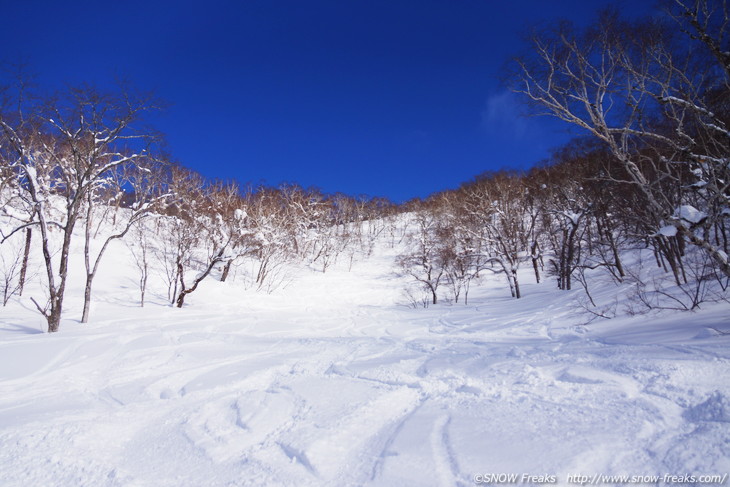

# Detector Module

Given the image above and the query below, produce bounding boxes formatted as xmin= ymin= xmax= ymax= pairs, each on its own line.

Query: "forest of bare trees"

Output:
xmin=397 ymin=0 xmax=728 ymax=311
xmin=0 ymin=0 xmax=727 ymax=332
xmin=0 ymin=84 xmax=399 ymax=331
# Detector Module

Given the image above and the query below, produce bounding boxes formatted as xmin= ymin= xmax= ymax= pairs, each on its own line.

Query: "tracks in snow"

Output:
xmin=1 ymin=304 xmax=729 ymax=486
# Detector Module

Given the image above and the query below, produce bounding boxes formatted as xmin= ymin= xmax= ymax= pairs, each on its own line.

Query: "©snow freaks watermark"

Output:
xmin=473 ymin=473 xmax=556 ymax=484
xmin=472 ymin=473 xmax=729 ymax=485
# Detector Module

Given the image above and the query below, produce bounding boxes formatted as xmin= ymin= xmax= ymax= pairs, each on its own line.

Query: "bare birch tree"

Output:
xmin=0 ymin=83 xmax=160 ymax=331
xmin=511 ymin=3 xmax=730 ymax=278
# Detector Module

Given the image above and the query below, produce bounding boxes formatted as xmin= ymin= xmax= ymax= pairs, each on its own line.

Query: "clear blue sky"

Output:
xmin=1 ymin=0 xmax=656 ymax=202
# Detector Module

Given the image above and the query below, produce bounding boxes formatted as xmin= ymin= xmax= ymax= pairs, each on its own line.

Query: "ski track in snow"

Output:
xmin=0 ymin=239 xmax=729 ymax=486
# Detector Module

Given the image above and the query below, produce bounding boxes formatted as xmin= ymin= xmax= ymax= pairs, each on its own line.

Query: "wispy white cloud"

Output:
xmin=481 ymin=90 xmax=530 ymax=139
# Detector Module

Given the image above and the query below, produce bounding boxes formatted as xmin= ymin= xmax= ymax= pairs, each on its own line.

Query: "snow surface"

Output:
xmin=0 ymin=225 xmax=729 ymax=486
xmin=657 ymin=226 xmax=678 ymax=238
xmin=674 ymin=205 xmax=707 ymax=225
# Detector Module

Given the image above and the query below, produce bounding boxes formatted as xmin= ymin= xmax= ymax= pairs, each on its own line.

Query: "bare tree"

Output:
xmin=455 ymin=173 xmax=537 ymax=298
xmin=127 ymin=219 xmax=152 ymax=307
xmin=79 ymin=157 xmax=166 ymax=322
xmin=0 ymin=232 xmax=31 ymax=306
xmin=511 ymin=4 xmax=730 ymax=278
xmin=214 ymin=182 xmax=253 ymax=283
xmin=0 ymin=83 xmax=161 ymax=331
xmin=243 ymin=187 xmax=296 ymax=293
xmin=0 ymin=144 xmax=33 ymax=298
xmin=162 ymin=169 xmax=235 ymax=308
xmin=398 ymin=208 xmax=446 ymax=305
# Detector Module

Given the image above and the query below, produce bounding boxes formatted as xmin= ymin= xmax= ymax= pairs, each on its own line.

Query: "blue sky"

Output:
xmin=1 ymin=0 xmax=656 ymax=202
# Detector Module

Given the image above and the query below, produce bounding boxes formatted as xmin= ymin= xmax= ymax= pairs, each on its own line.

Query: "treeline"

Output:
xmin=0 ymin=84 xmax=401 ymax=332
xmin=396 ymin=0 xmax=729 ymax=311
xmin=1 ymin=0 xmax=728 ymax=332
xmin=397 ymin=138 xmax=727 ymax=312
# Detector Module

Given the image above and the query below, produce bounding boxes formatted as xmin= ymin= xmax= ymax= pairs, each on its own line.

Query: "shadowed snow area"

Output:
xmin=0 ymin=235 xmax=729 ymax=487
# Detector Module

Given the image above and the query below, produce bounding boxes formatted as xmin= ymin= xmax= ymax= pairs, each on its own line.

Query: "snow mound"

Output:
xmin=674 ymin=205 xmax=706 ymax=224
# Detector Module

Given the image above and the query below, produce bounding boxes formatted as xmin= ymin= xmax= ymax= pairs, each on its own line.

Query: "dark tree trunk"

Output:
xmin=431 ymin=286 xmax=438 ymax=305
xmin=558 ymin=229 xmax=568 ymax=290
xmin=18 ymin=228 xmax=31 ymax=296
xmin=220 ymin=260 xmax=233 ymax=282
xmin=47 ymin=298 xmax=62 ymax=333
xmin=176 ymin=249 xmax=226 ymax=308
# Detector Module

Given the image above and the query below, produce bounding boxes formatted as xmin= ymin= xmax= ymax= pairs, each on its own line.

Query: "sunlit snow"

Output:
xmin=0 ymin=216 xmax=728 ymax=487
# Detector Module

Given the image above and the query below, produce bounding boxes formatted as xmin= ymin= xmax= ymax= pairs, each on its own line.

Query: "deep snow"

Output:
xmin=0 ymin=228 xmax=729 ymax=487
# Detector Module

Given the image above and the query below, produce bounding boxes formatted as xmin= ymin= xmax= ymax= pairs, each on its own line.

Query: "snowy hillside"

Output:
xmin=0 ymin=218 xmax=729 ymax=487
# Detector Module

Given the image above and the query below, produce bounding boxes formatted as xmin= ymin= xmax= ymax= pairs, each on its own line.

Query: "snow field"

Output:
xmin=0 ymin=231 xmax=729 ymax=486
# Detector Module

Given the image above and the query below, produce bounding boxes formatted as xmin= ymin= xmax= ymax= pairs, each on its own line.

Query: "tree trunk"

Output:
xmin=43 ymin=222 xmax=75 ymax=332
xmin=558 ymin=229 xmax=568 ymax=290
xmin=175 ymin=289 xmax=188 ymax=308
xmin=81 ymin=275 xmax=93 ymax=323
xmin=564 ymin=223 xmax=580 ymax=291
xmin=82 ymin=199 xmax=93 ymax=324
xmin=220 ymin=260 xmax=233 ymax=282
xmin=608 ymin=234 xmax=625 ymax=279
xmin=656 ymin=237 xmax=682 ymax=286
xmin=681 ymin=226 xmax=730 ymax=279
xmin=18 ymin=228 xmax=32 ymax=296
xmin=176 ymin=249 xmax=226 ymax=308
xmin=140 ymin=270 xmax=147 ymax=307
xmin=47 ymin=298 xmax=62 ymax=333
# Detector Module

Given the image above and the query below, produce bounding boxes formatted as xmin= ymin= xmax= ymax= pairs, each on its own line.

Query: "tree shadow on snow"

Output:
xmin=0 ymin=322 xmax=44 ymax=335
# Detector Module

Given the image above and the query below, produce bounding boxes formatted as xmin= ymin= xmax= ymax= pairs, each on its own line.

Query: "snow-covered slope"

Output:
xmin=0 ymin=226 xmax=729 ymax=486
